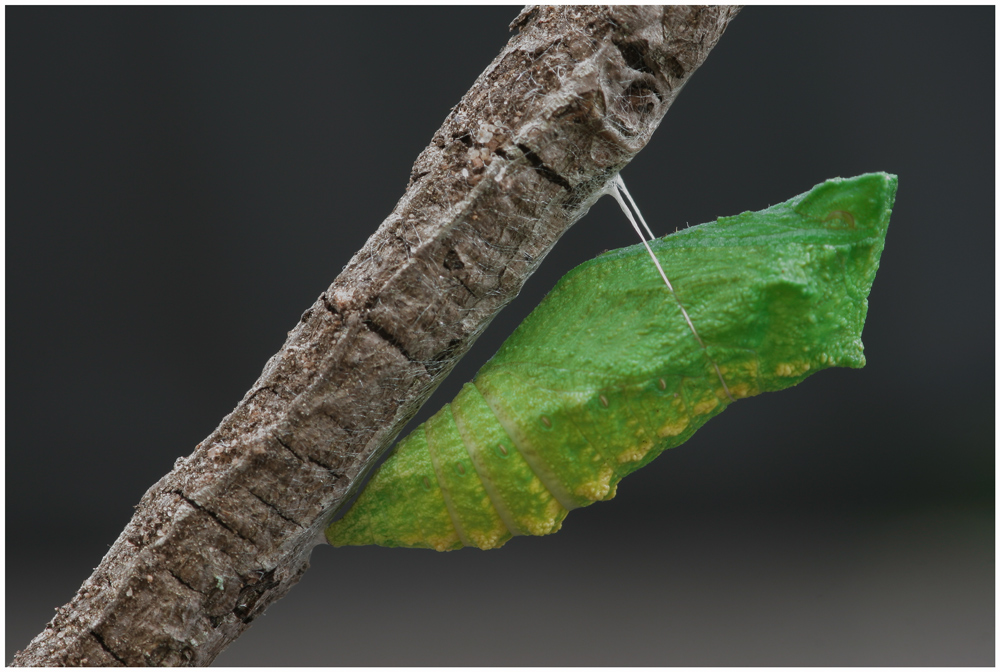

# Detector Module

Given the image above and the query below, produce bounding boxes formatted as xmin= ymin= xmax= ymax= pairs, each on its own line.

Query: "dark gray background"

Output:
xmin=7 ymin=6 xmax=993 ymax=665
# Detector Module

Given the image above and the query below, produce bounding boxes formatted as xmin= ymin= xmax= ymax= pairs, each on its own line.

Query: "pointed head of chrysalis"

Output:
xmin=661 ymin=172 xmax=896 ymax=395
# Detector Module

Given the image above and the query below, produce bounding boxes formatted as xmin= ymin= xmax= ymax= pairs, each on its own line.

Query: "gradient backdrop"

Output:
xmin=7 ymin=6 xmax=994 ymax=665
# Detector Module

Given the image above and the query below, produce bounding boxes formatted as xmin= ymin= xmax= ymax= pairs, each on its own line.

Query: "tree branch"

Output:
xmin=11 ymin=6 xmax=740 ymax=666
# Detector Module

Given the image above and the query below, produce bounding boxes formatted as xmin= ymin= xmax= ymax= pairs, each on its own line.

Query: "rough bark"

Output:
xmin=12 ymin=5 xmax=740 ymax=666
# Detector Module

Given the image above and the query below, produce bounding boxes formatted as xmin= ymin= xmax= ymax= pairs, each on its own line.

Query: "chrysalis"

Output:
xmin=326 ymin=173 xmax=896 ymax=551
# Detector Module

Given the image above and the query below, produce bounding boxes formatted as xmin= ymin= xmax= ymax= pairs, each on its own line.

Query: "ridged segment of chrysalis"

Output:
xmin=327 ymin=172 xmax=896 ymax=551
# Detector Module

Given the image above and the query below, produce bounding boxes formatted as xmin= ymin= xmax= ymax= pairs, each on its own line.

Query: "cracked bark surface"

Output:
xmin=11 ymin=6 xmax=740 ymax=666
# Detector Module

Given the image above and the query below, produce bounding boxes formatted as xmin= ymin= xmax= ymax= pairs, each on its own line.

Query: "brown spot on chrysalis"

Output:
xmin=823 ymin=209 xmax=856 ymax=229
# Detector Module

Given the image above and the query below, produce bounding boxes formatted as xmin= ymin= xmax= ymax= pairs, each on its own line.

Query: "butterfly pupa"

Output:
xmin=326 ymin=172 xmax=896 ymax=551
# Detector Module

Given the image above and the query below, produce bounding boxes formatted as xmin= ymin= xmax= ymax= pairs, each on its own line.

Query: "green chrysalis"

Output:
xmin=327 ymin=172 xmax=896 ymax=551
